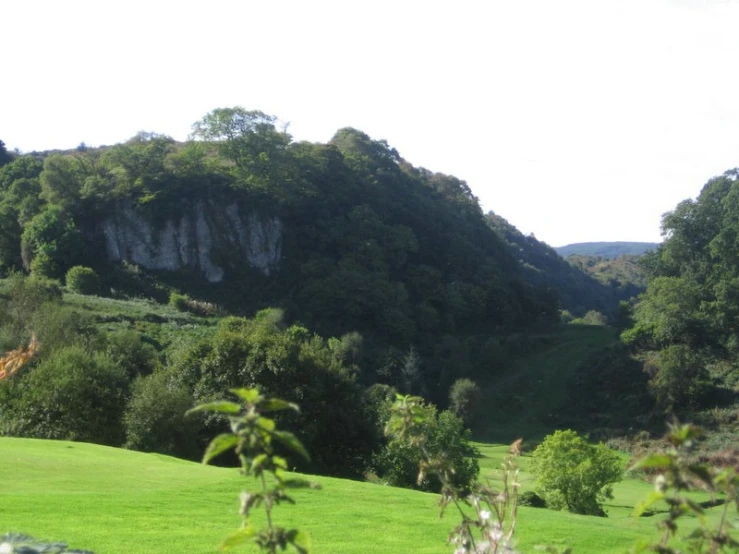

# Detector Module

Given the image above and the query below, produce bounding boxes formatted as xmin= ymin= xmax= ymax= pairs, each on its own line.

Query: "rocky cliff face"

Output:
xmin=101 ymin=200 xmax=282 ymax=282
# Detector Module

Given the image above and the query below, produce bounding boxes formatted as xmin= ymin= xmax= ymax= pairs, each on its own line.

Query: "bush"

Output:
xmin=65 ymin=266 xmax=100 ymax=295
xmin=124 ymin=370 xmax=202 ymax=459
xmin=374 ymin=404 xmax=479 ymax=492
xmin=519 ymin=490 xmax=547 ymax=508
xmin=168 ymin=291 xmax=190 ymax=311
xmin=0 ymin=345 xmax=129 ymax=445
xmin=531 ymin=429 xmax=623 ymax=516
xmin=5 ymin=271 xmax=62 ymax=330
xmin=449 ymin=377 xmax=481 ymax=426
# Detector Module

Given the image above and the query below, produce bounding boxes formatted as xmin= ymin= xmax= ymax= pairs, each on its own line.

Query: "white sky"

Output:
xmin=3 ymin=0 xmax=739 ymax=246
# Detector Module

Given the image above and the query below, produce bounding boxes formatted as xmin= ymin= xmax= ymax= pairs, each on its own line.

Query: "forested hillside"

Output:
xmin=486 ymin=213 xmax=640 ymax=318
xmin=555 ymin=241 xmax=659 ymax=258
xmin=0 ymin=111 xmax=558 ymax=347
xmin=0 ymin=109 xmax=574 ymax=482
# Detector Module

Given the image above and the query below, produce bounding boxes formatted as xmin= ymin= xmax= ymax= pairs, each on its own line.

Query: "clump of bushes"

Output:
xmin=65 ymin=266 xmax=100 ymax=295
xmin=168 ymin=291 xmax=221 ymax=316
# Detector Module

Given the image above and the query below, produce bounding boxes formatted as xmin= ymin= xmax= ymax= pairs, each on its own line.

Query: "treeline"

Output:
xmin=0 ymin=273 xmax=477 ymax=489
xmin=622 ymin=169 xmax=739 ymax=413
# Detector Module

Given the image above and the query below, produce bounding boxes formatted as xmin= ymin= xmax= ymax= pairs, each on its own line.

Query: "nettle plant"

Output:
xmin=189 ymin=388 xmax=318 ymax=553
xmin=631 ymin=422 xmax=738 ymax=554
xmin=0 ymin=533 xmax=92 ymax=554
xmin=385 ymin=394 xmax=546 ymax=554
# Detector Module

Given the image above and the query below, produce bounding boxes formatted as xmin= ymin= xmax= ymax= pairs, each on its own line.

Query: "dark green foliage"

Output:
xmin=30 ymin=304 xmax=102 ymax=356
xmin=562 ymin=343 xmax=652 ymax=430
xmin=0 ymin=345 xmax=129 ymax=445
xmin=21 ymin=205 xmax=82 ymax=279
xmin=449 ymin=377 xmax=481 ymax=426
xmin=531 ymin=429 xmax=623 ymax=516
xmin=487 ymin=212 xmax=630 ymax=318
xmin=519 ymin=491 xmax=547 ymax=508
xmin=555 ymin=242 xmax=659 ymax=258
xmin=622 ymin=168 xmax=739 ymax=416
xmin=124 ymin=369 xmax=202 ymax=459
xmin=645 ymin=345 xmax=711 ymax=410
xmin=3 ymin=272 xmax=62 ymax=332
xmin=65 ymin=266 xmax=100 ymax=295
xmin=375 ymin=401 xmax=479 ymax=492
xmin=168 ymin=310 xmax=375 ymax=477
xmin=0 ymin=140 xmax=13 ymax=167
xmin=105 ymin=329 xmax=159 ymax=378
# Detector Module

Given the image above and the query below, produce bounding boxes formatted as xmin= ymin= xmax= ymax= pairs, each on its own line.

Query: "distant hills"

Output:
xmin=555 ymin=242 xmax=659 ymax=259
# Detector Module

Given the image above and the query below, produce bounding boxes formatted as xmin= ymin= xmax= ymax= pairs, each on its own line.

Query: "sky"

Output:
xmin=3 ymin=0 xmax=739 ymax=247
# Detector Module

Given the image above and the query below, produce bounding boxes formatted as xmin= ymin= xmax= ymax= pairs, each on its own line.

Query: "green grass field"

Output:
xmin=2 ymin=437 xmax=726 ymax=553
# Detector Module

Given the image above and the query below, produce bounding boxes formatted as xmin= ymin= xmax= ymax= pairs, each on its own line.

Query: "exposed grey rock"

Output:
xmin=101 ymin=199 xmax=282 ymax=282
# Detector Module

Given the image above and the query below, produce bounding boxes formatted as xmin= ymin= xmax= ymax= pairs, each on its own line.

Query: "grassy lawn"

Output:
xmin=2 ymin=438 xmax=728 ymax=553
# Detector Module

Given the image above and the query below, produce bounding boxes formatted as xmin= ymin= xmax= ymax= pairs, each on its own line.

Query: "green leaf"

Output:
xmin=202 ymin=433 xmax=239 ymax=464
xmin=230 ymin=388 xmax=261 ymax=404
xmin=631 ymin=454 xmax=672 ymax=471
xmin=221 ymin=525 xmax=257 ymax=551
xmin=632 ymin=491 xmax=665 ymax=517
xmin=273 ymin=430 xmax=310 ymax=461
xmin=261 ymin=398 xmax=300 ymax=413
xmin=256 ymin=417 xmax=276 ymax=432
xmin=187 ymin=401 xmax=242 ymax=416
xmin=250 ymin=453 xmax=268 ymax=473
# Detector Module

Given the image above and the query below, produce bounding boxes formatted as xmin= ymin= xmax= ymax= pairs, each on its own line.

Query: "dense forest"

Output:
xmin=555 ymin=241 xmax=659 ymax=258
xmin=0 ymin=110 xmax=734 ymax=488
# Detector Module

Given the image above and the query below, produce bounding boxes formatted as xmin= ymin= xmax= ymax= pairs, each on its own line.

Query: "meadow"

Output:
xmin=1 ymin=437 xmax=723 ymax=553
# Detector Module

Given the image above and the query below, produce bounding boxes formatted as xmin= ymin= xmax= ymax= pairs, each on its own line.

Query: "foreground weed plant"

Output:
xmin=631 ymin=421 xmax=738 ymax=553
xmin=189 ymin=388 xmax=317 ymax=553
xmin=0 ymin=533 xmax=92 ymax=554
xmin=386 ymin=394 xmax=538 ymax=554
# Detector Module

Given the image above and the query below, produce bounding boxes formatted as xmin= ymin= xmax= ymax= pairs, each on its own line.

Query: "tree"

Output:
xmin=531 ymin=429 xmax=623 ymax=516
xmin=191 ymin=107 xmax=291 ymax=190
xmin=0 ymin=140 xmax=13 ymax=167
xmin=449 ymin=378 xmax=481 ymax=426
xmin=645 ymin=344 xmax=711 ymax=409
xmin=21 ymin=205 xmax=83 ymax=278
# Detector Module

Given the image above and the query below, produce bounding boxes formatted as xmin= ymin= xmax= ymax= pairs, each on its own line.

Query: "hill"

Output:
xmin=0 ymin=437 xmax=706 ymax=554
xmin=486 ymin=213 xmax=639 ymax=317
xmin=555 ymin=242 xmax=659 ymax=258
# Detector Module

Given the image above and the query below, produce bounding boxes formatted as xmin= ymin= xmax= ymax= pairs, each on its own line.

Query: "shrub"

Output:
xmin=0 ymin=345 xmax=129 ymax=445
xmin=124 ymin=370 xmax=202 ymax=459
xmin=105 ymin=329 xmax=159 ymax=378
xmin=65 ymin=266 xmax=100 ymax=295
xmin=519 ymin=490 xmax=547 ymax=508
xmin=374 ymin=401 xmax=479 ymax=492
xmin=531 ymin=429 xmax=623 ymax=516
xmin=449 ymin=377 xmax=481 ymax=426
xmin=168 ymin=291 xmax=190 ymax=312
xmin=5 ymin=271 xmax=62 ymax=330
